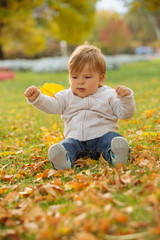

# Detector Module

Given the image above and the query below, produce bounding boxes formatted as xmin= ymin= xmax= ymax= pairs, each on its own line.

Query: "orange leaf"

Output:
xmin=42 ymin=169 xmax=50 ymax=179
xmin=99 ymin=218 xmax=110 ymax=232
xmin=113 ymin=209 xmax=129 ymax=223
xmin=0 ymin=187 xmax=9 ymax=195
xmin=19 ymin=170 xmax=25 ymax=175
xmin=67 ymin=181 xmax=89 ymax=191
xmin=151 ymin=220 xmax=160 ymax=234
xmin=2 ymin=175 xmax=12 ymax=182
xmin=35 ymin=173 xmax=43 ymax=180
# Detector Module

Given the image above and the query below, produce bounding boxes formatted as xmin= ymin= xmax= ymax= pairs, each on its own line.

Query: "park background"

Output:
xmin=0 ymin=0 xmax=160 ymax=239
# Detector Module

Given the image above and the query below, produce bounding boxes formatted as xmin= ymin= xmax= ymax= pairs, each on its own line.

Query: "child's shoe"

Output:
xmin=48 ymin=144 xmax=71 ymax=170
xmin=110 ymin=137 xmax=129 ymax=165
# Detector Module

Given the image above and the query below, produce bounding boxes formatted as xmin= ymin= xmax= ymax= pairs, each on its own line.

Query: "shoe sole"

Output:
xmin=111 ymin=137 xmax=129 ymax=165
xmin=48 ymin=144 xmax=71 ymax=170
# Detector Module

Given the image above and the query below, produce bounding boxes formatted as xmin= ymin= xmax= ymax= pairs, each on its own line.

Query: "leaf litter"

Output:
xmin=0 ymin=72 xmax=160 ymax=239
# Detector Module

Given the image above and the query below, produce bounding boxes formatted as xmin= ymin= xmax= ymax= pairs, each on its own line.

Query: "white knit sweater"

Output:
xmin=28 ymin=85 xmax=136 ymax=141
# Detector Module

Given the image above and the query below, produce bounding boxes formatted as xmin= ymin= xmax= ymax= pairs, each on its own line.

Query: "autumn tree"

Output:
xmin=87 ymin=11 xmax=131 ymax=55
xmin=124 ymin=0 xmax=160 ymax=11
xmin=125 ymin=6 xmax=158 ymax=47
xmin=123 ymin=0 xmax=160 ymax=40
xmin=0 ymin=0 xmax=98 ymax=59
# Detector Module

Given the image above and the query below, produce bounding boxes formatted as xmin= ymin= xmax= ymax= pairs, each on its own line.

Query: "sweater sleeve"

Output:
xmin=110 ymin=89 xmax=136 ymax=119
xmin=27 ymin=90 xmax=67 ymax=115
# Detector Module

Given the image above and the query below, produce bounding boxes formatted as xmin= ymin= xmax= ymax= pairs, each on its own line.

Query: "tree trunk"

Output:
xmin=0 ymin=44 xmax=4 ymax=59
xmin=145 ymin=10 xmax=160 ymax=40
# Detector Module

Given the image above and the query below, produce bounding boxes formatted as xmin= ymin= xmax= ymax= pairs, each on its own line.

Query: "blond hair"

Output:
xmin=68 ymin=44 xmax=106 ymax=75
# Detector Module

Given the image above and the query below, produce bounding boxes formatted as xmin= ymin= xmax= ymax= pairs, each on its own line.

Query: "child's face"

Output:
xmin=69 ymin=64 xmax=105 ymax=98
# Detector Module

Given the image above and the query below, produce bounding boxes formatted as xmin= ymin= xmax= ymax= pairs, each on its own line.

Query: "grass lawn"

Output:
xmin=0 ymin=60 xmax=160 ymax=240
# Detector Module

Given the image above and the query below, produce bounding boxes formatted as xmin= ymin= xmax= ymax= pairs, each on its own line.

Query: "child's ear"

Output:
xmin=99 ymin=74 xmax=105 ymax=86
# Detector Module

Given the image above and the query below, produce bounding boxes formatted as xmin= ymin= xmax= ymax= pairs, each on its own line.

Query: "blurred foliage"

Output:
xmin=0 ymin=0 xmax=98 ymax=59
xmin=86 ymin=11 xmax=131 ymax=55
xmin=125 ymin=7 xmax=157 ymax=46
xmin=126 ymin=0 xmax=160 ymax=12
xmin=124 ymin=0 xmax=160 ymax=42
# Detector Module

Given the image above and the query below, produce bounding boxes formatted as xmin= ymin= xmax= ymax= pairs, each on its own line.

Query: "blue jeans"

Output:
xmin=59 ymin=132 xmax=122 ymax=167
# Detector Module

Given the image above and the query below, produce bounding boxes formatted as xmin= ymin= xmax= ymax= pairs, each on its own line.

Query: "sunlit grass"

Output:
xmin=0 ymin=61 xmax=160 ymax=239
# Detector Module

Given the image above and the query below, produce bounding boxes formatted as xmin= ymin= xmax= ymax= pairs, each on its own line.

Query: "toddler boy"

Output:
xmin=24 ymin=44 xmax=136 ymax=170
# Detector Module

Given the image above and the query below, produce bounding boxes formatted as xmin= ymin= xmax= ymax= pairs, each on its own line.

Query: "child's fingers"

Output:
xmin=24 ymin=89 xmax=33 ymax=97
xmin=115 ymin=85 xmax=124 ymax=96
xmin=119 ymin=89 xmax=129 ymax=97
xmin=24 ymin=86 xmax=37 ymax=97
xmin=115 ymin=85 xmax=130 ymax=97
xmin=28 ymin=95 xmax=37 ymax=102
xmin=24 ymin=86 xmax=40 ymax=102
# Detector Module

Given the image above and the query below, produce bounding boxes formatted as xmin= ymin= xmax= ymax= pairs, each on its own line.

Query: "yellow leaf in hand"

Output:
xmin=39 ymin=83 xmax=65 ymax=98
xmin=39 ymin=86 xmax=55 ymax=98
xmin=43 ymin=83 xmax=65 ymax=93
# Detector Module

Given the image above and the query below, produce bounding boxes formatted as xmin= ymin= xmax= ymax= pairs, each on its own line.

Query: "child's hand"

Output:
xmin=24 ymin=85 xmax=40 ymax=102
xmin=115 ymin=85 xmax=130 ymax=98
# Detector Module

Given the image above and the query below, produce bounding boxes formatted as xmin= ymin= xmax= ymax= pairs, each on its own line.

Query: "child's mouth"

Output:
xmin=77 ymin=88 xmax=86 ymax=92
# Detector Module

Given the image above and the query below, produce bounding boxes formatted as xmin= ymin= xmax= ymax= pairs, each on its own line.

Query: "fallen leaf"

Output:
xmin=0 ymin=187 xmax=9 ymax=195
xmin=112 ymin=209 xmax=129 ymax=223
xmin=75 ymin=232 xmax=98 ymax=240
xmin=2 ymin=175 xmax=13 ymax=182
xmin=19 ymin=187 xmax=34 ymax=198
xmin=99 ymin=218 xmax=110 ymax=232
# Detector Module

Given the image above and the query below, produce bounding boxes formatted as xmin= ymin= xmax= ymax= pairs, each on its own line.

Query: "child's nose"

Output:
xmin=78 ymin=77 xmax=85 ymax=84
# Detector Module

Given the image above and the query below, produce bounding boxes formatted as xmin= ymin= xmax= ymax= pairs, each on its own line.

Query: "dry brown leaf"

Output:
xmin=120 ymin=171 xmax=135 ymax=184
xmin=19 ymin=187 xmax=34 ymax=198
xmin=5 ymin=191 xmax=19 ymax=203
xmin=25 ymin=205 xmax=45 ymax=222
xmin=2 ymin=174 xmax=13 ymax=182
xmin=75 ymin=232 xmax=98 ymax=240
xmin=1 ymin=229 xmax=20 ymax=240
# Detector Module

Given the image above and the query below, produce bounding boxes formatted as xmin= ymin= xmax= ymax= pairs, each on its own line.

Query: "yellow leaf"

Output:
xmin=39 ymin=86 xmax=55 ymax=98
xmin=9 ymin=168 xmax=15 ymax=174
xmin=60 ymin=226 xmax=71 ymax=235
xmin=15 ymin=173 xmax=21 ymax=178
xmin=0 ymin=151 xmax=16 ymax=157
xmin=52 ymin=123 xmax=57 ymax=130
xmin=39 ymin=83 xmax=65 ymax=98
xmin=43 ymin=83 xmax=65 ymax=93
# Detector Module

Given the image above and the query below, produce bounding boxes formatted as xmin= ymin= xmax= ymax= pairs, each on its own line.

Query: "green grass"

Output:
xmin=0 ymin=61 xmax=160 ymax=239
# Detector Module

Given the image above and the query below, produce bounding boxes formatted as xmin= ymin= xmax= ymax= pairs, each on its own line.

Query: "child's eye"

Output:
xmin=72 ymin=76 xmax=78 ymax=79
xmin=85 ymin=76 xmax=91 ymax=79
